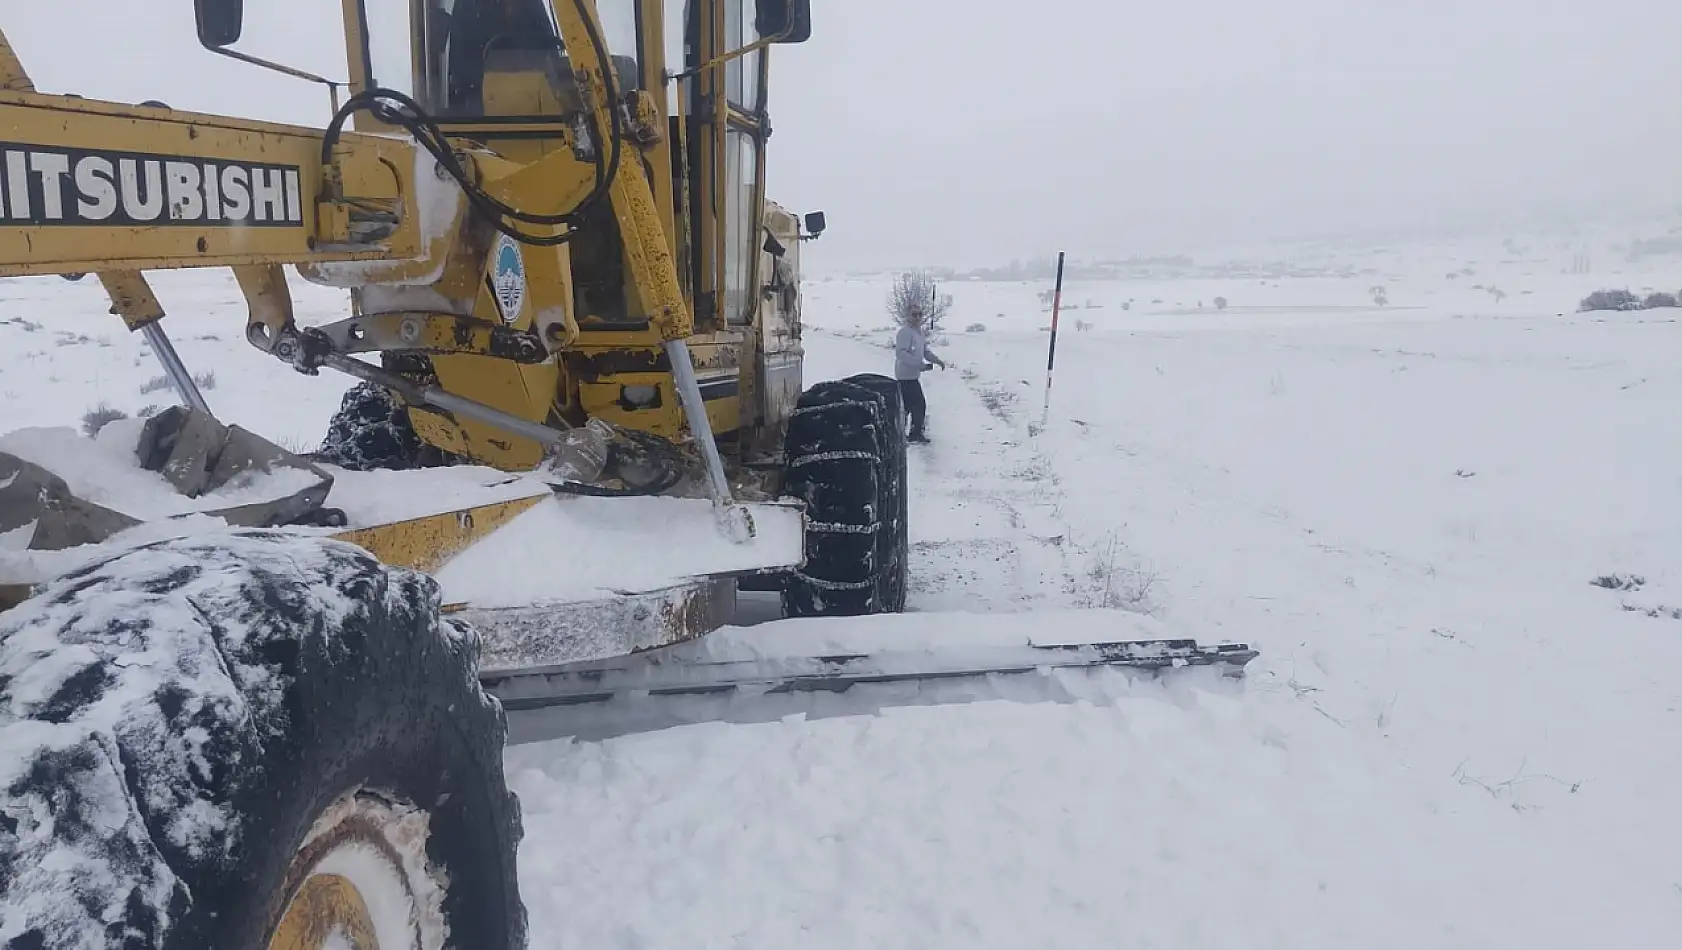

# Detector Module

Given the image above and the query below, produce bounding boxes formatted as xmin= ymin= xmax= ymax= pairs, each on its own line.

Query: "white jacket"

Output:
xmin=894 ymin=324 xmax=938 ymax=380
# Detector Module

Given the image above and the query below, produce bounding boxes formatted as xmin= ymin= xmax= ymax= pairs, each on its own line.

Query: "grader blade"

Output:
xmin=486 ymin=637 xmax=1258 ymax=722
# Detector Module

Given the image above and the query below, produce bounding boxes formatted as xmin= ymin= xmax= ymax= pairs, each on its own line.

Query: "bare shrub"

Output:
xmin=888 ymin=269 xmax=952 ymax=338
xmin=1081 ymin=531 xmax=1160 ymax=613
xmin=81 ymin=404 xmax=127 ymax=437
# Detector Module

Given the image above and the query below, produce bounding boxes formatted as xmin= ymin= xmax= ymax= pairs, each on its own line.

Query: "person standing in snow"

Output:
xmin=894 ymin=303 xmax=945 ymax=443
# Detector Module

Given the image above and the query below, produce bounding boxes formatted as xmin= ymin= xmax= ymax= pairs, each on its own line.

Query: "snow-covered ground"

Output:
xmin=2 ymin=234 xmax=1680 ymax=946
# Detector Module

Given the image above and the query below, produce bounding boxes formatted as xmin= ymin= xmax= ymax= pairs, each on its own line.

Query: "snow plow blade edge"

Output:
xmin=484 ymin=638 xmax=1259 ymax=713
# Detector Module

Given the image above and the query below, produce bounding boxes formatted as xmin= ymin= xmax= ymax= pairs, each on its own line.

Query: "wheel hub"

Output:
xmin=266 ymin=793 xmax=446 ymax=950
xmin=267 ymin=872 xmax=380 ymax=950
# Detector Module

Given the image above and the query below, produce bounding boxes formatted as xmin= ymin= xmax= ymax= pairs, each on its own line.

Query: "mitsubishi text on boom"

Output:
xmin=0 ymin=144 xmax=305 ymax=227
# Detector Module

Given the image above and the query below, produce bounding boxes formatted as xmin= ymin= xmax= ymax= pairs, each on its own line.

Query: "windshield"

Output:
xmin=363 ymin=0 xmax=641 ymax=118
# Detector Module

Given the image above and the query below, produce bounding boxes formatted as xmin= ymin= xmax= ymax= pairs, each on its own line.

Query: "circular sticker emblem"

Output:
xmin=491 ymin=233 xmax=526 ymax=324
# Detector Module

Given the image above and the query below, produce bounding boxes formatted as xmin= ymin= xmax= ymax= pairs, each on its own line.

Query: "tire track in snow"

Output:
xmin=801 ymin=326 xmax=1142 ymax=613
xmin=904 ymin=359 xmax=1133 ymax=613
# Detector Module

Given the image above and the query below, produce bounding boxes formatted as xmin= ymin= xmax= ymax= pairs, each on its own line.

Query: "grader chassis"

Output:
xmin=0 ymin=2 xmax=1256 ymax=948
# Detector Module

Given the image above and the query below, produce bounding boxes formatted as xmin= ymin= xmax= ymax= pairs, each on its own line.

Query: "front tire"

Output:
xmin=0 ymin=531 xmax=526 ymax=950
xmin=780 ymin=376 xmax=910 ymax=616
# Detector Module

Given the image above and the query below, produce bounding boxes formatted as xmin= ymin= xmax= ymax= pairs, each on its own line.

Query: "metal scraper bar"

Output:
xmin=486 ymin=639 xmax=1259 ymax=713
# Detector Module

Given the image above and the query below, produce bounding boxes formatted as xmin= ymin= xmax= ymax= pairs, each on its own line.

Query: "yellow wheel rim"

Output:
xmin=267 ymin=872 xmax=381 ymax=950
xmin=266 ymin=794 xmax=441 ymax=950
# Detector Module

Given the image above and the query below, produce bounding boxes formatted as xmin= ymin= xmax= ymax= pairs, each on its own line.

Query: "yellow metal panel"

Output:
xmin=0 ymin=93 xmax=415 ymax=277
xmin=409 ymin=410 xmax=472 ymax=456
xmin=552 ymin=0 xmax=691 ymax=341
xmin=417 ymin=198 xmax=573 ymax=468
xmin=704 ymin=393 xmax=741 ymax=435
xmin=234 ymin=264 xmax=298 ymax=351
xmin=474 ymin=136 xmax=596 ymax=218
xmin=483 ymin=70 xmax=572 ymax=120
xmin=331 ymin=494 xmax=549 ymax=574
xmin=579 ymin=377 xmax=738 ymax=438
xmin=429 ymin=356 xmax=557 ymax=469
xmin=96 ymin=270 xmax=166 ymax=331
xmin=638 ymin=0 xmax=680 ymax=262
xmin=580 ymin=374 xmax=682 ymax=437
xmin=0 ymin=28 xmax=32 ymax=93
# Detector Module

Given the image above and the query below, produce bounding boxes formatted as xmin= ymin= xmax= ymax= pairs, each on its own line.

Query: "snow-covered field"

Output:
xmin=2 ymin=234 xmax=1680 ymax=946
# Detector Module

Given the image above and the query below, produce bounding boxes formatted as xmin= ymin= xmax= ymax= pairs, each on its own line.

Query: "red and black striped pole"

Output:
xmin=1040 ymin=250 xmax=1066 ymax=426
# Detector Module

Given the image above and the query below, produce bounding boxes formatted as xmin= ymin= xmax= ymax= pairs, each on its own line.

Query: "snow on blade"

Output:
xmin=435 ymin=494 xmax=804 ymax=606
xmin=322 ymin=465 xmax=552 ymax=527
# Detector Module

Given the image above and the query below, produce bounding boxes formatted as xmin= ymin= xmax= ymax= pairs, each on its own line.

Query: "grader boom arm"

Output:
xmin=0 ymin=62 xmax=421 ymax=278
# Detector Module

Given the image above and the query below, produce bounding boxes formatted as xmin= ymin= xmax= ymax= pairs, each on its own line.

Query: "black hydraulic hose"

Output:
xmin=319 ymin=0 xmax=625 ymax=248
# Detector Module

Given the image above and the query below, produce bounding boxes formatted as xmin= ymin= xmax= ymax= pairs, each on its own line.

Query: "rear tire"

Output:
xmin=780 ymin=376 xmax=910 ymax=616
xmin=314 ymin=380 xmax=431 ymax=472
xmin=0 ymin=531 xmax=526 ymax=950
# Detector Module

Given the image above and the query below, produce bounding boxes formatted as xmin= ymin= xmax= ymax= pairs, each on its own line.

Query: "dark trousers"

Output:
xmin=898 ymin=378 xmax=927 ymax=436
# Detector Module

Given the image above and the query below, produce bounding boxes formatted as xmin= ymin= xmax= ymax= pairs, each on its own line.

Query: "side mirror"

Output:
xmin=195 ymin=0 xmax=244 ymax=48
xmin=755 ymin=0 xmax=812 ymax=43
xmin=801 ymin=211 xmax=826 ymax=240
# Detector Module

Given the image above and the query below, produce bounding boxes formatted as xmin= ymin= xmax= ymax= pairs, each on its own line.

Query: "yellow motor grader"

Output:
xmin=0 ymin=2 xmax=1255 ymax=947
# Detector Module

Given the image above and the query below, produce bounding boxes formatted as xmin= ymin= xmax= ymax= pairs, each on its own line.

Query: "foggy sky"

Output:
xmin=10 ymin=0 xmax=1682 ymax=273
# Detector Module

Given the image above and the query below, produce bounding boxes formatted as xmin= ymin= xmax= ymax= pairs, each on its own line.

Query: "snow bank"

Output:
xmin=0 ymin=268 xmax=356 ymax=451
xmin=506 ymin=263 xmax=1682 ymax=946
xmin=4 ymin=234 xmax=1680 ymax=945
xmin=506 ymin=651 xmax=1674 ymax=948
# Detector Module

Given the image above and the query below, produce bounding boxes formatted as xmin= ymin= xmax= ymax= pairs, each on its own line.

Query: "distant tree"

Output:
xmin=1642 ymin=291 xmax=1677 ymax=309
xmin=1213 ymin=296 xmax=1228 ymax=311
